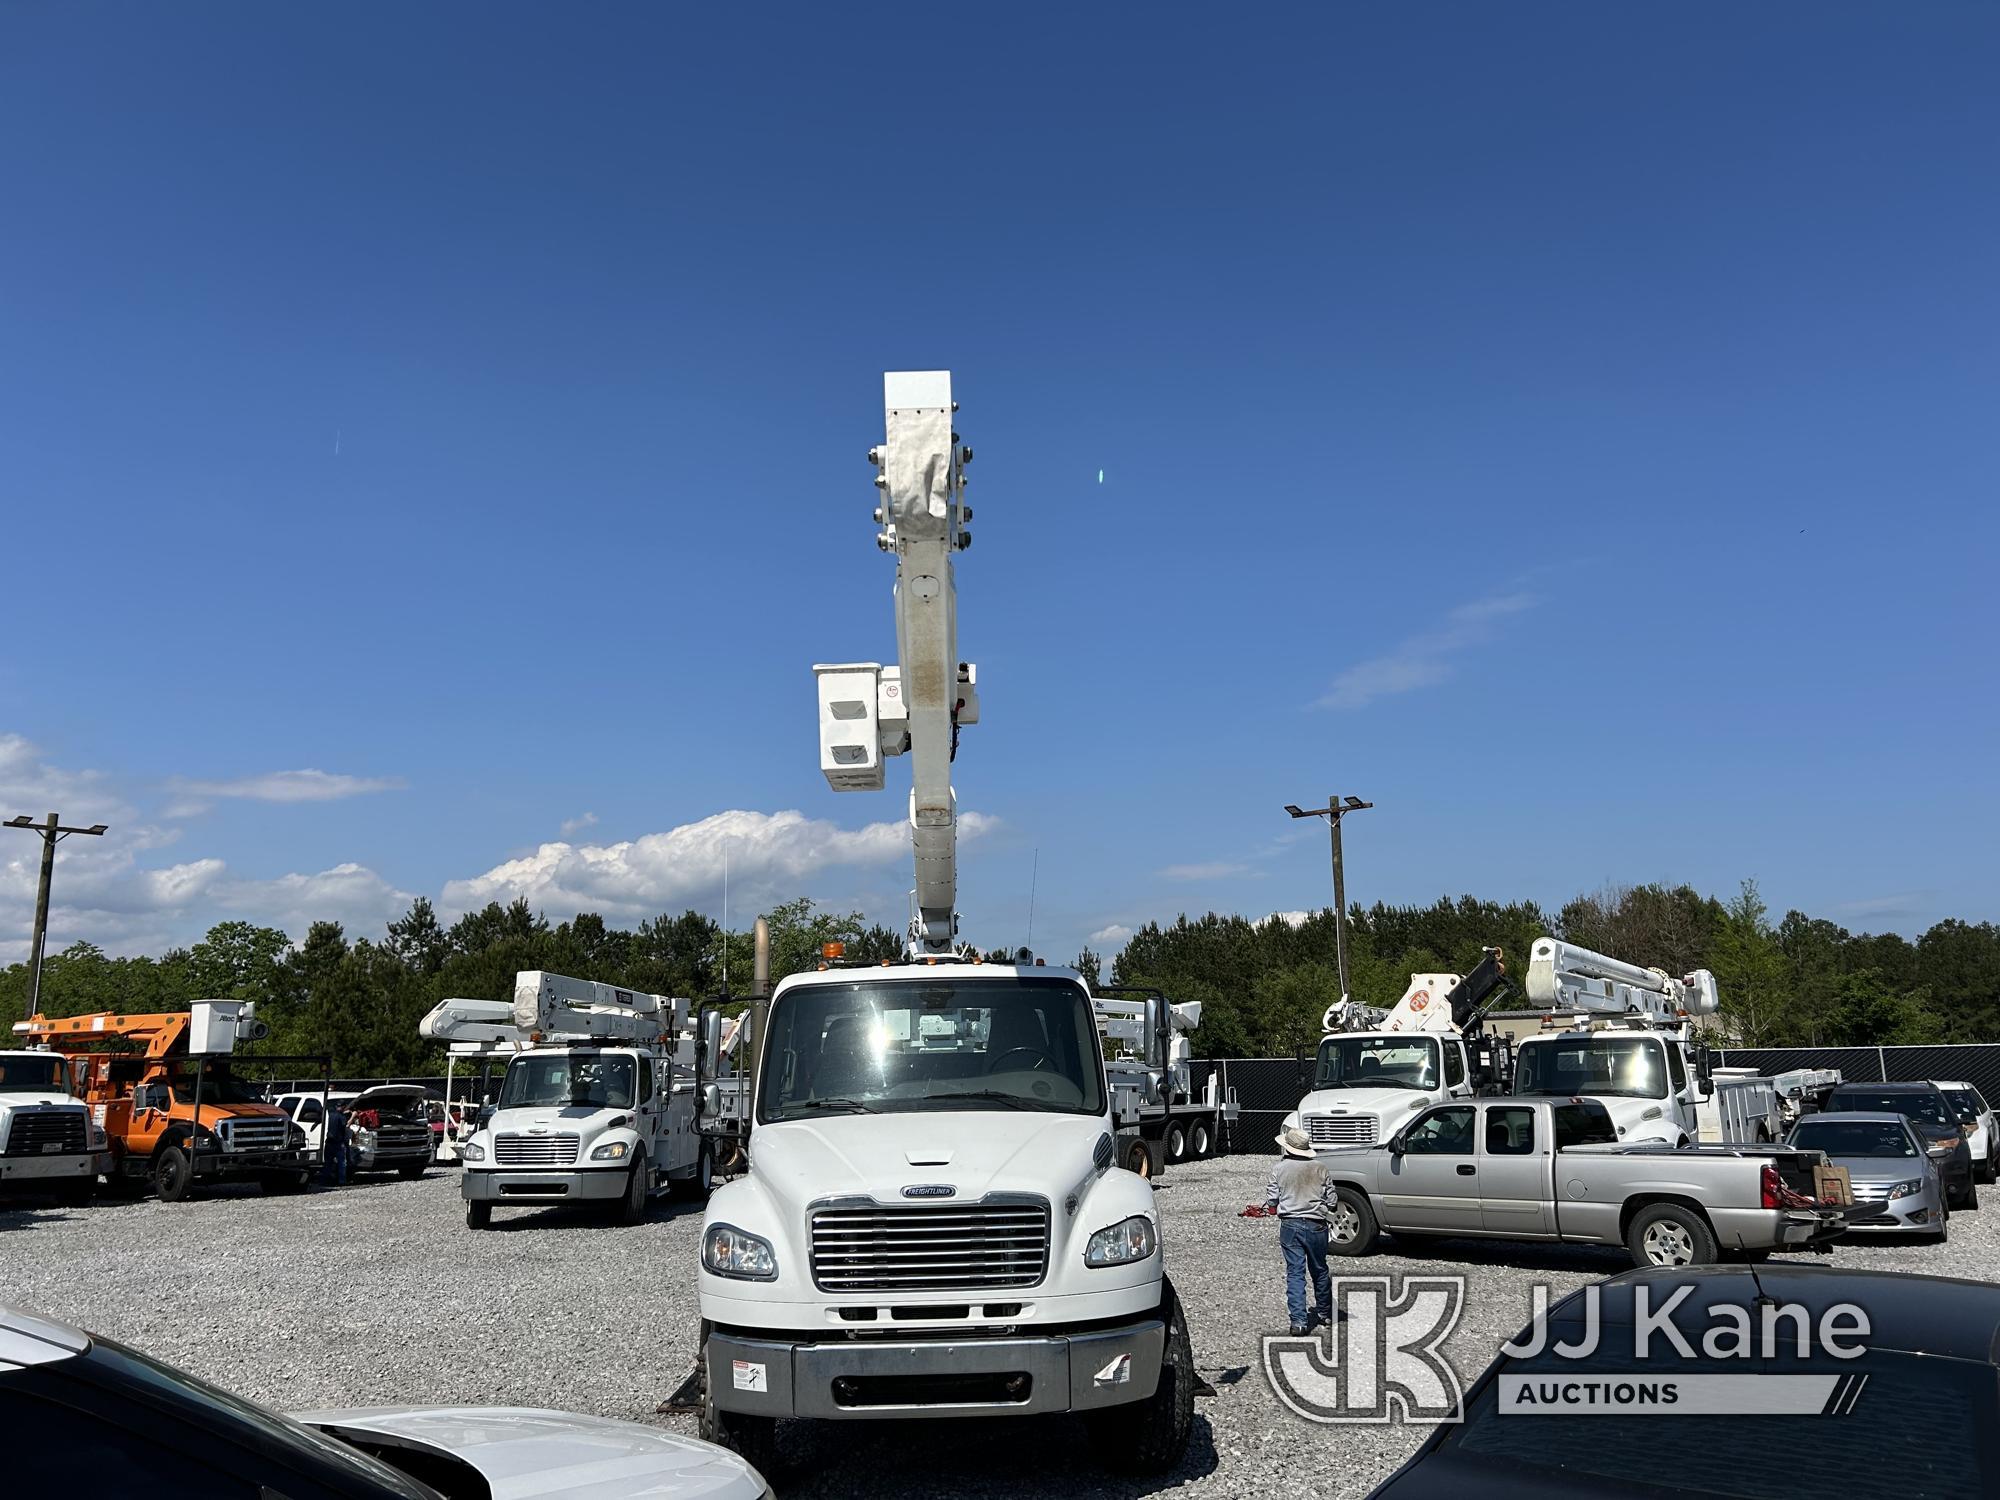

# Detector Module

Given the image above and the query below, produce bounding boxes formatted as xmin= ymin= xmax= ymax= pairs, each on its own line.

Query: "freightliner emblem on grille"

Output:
xmin=901 ymin=1184 xmax=957 ymax=1198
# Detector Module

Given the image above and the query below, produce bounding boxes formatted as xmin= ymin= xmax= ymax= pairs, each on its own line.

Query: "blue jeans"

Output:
xmin=1280 ymin=1217 xmax=1332 ymax=1329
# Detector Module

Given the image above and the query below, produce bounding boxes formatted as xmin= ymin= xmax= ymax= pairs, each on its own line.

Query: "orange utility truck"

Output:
xmin=13 ymin=1001 xmax=314 ymax=1200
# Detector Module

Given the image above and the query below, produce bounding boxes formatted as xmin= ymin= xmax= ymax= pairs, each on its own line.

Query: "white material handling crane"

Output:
xmin=814 ymin=370 xmax=980 ymax=954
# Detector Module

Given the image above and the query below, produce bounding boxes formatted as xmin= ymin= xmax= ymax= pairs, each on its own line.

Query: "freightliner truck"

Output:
xmin=693 ymin=373 xmax=1193 ymax=1475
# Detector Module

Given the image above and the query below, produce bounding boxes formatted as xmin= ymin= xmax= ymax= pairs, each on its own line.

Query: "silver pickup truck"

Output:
xmin=1317 ymin=1096 xmax=1849 ymax=1268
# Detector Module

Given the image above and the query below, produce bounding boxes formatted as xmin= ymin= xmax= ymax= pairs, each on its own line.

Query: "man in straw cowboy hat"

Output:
xmin=1261 ymin=1123 xmax=1338 ymax=1335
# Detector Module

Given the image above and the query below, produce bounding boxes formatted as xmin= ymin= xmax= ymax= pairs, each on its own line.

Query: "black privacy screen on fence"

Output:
xmin=1194 ymin=1047 xmax=2000 ymax=1157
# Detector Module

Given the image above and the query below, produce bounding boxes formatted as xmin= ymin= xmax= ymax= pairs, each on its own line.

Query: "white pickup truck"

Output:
xmin=0 ymin=1049 xmax=108 ymax=1201
xmin=1313 ymin=1096 xmax=1851 ymax=1268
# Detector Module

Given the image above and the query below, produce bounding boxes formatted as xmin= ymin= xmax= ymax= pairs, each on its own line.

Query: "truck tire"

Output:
xmin=1189 ymin=1120 xmax=1212 ymax=1160
xmin=466 ymin=1199 xmax=492 ymax=1230
xmin=614 ymin=1154 xmax=650 ymax=1225
xmin=1324 ymin=1185 xmax=1380 ymax=1257
xmin=153 ymin=1146 xmax=195 ymax=1203
xmin=397 ymin=1161 xmax=427 ymax=1179
xmin=1085 ymin=1280 xmax=1194 ymax=1474
xmin=696 ymin=1324 xmax=781 ymax=1474
xmin=1121 ymin=1136 xmax=1156 ymax=1179
xmin=1626 ymin=1203 xmax=1718 ymax=1268
xmin=673 ymin=1141 xmax=715 ymax=1200
xmin=1164 ymin=1121 xmax=1188 ymax=1163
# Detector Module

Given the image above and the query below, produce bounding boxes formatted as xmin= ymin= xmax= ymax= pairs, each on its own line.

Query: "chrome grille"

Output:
xmin=1306 ymin=1115 xmax=1377 ymax=1148
xmin=372 ymin=1124 xmax=432 ymax=1151
xmin=222 ymin=1118 xmax=289 ymax=1153
xmin=495 ymin=1132 xmax=580 ymax=1167
xmin=810 ymin=1200 xmax=1051 ymax=1292
xmin=3 ymin=1108 xmax=88 ymax=1157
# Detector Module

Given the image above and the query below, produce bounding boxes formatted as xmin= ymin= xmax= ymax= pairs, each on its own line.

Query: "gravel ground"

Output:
xmin=5 ymin=1157 xmax=1995 ymax=1497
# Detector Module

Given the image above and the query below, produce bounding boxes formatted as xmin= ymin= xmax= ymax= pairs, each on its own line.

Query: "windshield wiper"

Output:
xmin=794 ymin=1097 xmax=880 ymax=1115
xmin=925 ymin=1090 xmax=1037 ymax=1110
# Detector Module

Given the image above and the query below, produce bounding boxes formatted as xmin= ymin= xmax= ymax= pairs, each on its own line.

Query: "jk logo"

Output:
xmin=1263 ymin=1276 xmax=1467 ymax=1425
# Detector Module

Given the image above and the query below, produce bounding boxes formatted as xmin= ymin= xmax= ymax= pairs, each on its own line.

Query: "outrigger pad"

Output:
xmin=657 ymin=1362 xmax=704 ymax=1415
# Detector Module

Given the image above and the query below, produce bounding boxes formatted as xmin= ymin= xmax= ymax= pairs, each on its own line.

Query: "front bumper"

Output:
xmin=1842 ymin=1193 xmax=1944 ymax=1232
xmin=0 ymin=1152 xmax=99 ymax=1185
xmin=705 ymin=1319 xmax=1166 ymax=1420
xmin=190 ymin=1148 xmax=314 ymax=1180
xmin=462 ymin=1165 xmax=628 ymax=1204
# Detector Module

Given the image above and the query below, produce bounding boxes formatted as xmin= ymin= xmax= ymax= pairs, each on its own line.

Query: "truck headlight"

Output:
xmin=1889 ymin=1179 xmax=1924 ymax=1200
xmin=703 ymin=1223 xmax=778 ymax=1280
xmin=591 ymin=1140 xmax=630 ymax=1161
xmin=288 ymin=1125 xmax=307 ymax=1150
xmin=461 ymin=1139 xmax=485 ymax=1162
xmin=88 ymin=1122 xmax=107 ymax=1151
xmin=1084 ymin=1214 xmax=1158 ymax=1268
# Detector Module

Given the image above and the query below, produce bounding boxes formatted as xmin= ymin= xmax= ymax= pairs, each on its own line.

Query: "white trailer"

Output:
xmin=695 ymin=373 xmax=1193 ymax=1477
xmin=428 ymin=973 xmax=718 ymax=1228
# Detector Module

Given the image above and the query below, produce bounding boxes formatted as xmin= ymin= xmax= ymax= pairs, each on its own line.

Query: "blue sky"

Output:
xmin=2 ymin=3 xmax=1994 ymax=965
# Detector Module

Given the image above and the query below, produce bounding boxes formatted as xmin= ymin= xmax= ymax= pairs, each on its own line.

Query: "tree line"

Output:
xmin=2 ymin=880 xmax=1994 ymax=1075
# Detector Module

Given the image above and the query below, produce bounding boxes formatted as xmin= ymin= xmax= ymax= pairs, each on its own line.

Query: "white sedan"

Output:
xmin=1 ymin=1306 xmax=768 ymax=1499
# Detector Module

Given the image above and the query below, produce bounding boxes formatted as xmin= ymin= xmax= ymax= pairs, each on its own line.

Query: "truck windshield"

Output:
xmin=0 ymin=1055 xmax=67 ymax=1093
xmin=166 ymin=1067 xmax=267 ymax=1105
xmin=1791 ymin=1119 xmax=1920 ymax=1158
xmin=1516 ymin=1035 xmax=1667 ymax=1099
xmin=498 ymin=1053 xmax=635 ymax=1110
xmin=758 ymin=976 xmax=1104 ymax=1122
xmin=1312 ymin=1036 xmax=1438 ymax=1092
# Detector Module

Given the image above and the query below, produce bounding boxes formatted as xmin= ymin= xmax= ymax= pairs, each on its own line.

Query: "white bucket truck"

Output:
xmin=1510 ymin=937 xmax=1809 ymax=1147
xmin=693 ymin=373 xmax=1193 ymax=1476
xmin=434 ymin=972 xmax=716 ymax=1228
xmin=1283 ymin=950 xmax=1515 ymax=1154
xmin=0 ymin=1048 xmax=108 ymax=1201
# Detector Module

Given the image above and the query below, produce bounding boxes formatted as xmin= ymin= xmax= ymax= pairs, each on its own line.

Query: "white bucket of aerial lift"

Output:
xmin=188 ymin=1000 xmax=268 ymax=1055
xmin=1524 ymin=938 xmax=1718 ymax=1023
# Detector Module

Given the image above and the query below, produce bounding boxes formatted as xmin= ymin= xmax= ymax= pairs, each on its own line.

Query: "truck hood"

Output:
xmin=0 ymin=1093 xmax=84 ymax=1111
xmin=751 ymin=1110 xmax=1109 ymax=1211
xmin=1295 ymin=1087 xmax=1436 ymax=1121
xmin=349 ymin=1085 xmax=431 ymax=1110
xmin=295 ymin=1406 xmax=763 ymax=1500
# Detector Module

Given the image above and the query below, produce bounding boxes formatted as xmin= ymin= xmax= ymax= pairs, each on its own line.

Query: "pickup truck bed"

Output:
xmin=1314 ymin=1097 xmax=1850 ymax=1268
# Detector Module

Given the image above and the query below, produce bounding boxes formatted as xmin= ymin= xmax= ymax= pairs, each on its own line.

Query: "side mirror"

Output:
xmin=1387 ymin=1134 xmax=1406 ymax=1158
xmin=700 ymin=1010 xmax=723 ymax=1087
xmin=703 ymin=1082 xmax=721 ymax=1121
xmin=1693 ymin=1042 xmax=1716 ymax=1100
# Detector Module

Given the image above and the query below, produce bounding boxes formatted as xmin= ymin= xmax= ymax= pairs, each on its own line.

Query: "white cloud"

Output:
xmin=1087 ymin=923 xmax=1135 ymax=952
xmin=0 ymin=733 xmax=133 ymax=825
xmin=1317 ymin=591 xmax=1537 ymax=709
xmin=1264 ymin=910 xmax=1311 ymax=929
xmin=216 ymin=863 xmax=414 ymax=936
xmin=175 ymin=769 xmax=406 ymax=803
xmin=559 ymin=811 xmax=600 ymax=836
xmin=443 ymin=808 xmax=998 ymax=922
xmin=1158 ymin=861 xmax=1250 ymax=882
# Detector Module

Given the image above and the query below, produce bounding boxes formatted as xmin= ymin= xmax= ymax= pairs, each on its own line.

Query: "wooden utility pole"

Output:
xmin=1283 ymin=795 xmax=1374 ymax=1000
xmin=4 ymin=813 xmax=109 ymax=1016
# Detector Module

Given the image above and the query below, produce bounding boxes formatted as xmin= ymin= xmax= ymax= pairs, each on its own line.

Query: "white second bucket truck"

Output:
xmin=429 ymin=973 xmax=716 ymax=1228
xmin=693 ymin=373 xmax=1192 ymax=1476
xmin=1510 ymin=937 xmax=1826 ymax=1146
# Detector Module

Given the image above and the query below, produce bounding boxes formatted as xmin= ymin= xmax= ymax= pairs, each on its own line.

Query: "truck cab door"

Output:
xmin=1383 ymin=1105 xmax=1483 ymax=1233
xmin=1477 ymin=1104 xmax=1553 ymax=1236
xmin=1664 ymin=1042 xmax=1696 ymax=1139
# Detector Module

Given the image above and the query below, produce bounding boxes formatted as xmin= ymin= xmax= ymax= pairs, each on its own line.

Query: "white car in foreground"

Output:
xmin=1 ymin=1306 xmax=768 ymax=1499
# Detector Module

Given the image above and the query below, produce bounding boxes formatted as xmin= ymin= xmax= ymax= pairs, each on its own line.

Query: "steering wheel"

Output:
xmin=988 ymin=1046 xmax=1055 ymax=1074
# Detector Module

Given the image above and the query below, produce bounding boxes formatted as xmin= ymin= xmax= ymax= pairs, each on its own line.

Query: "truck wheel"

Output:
xmin=153 ymin=1146 xmax=195 ymax=1203
xmin=614 ymin=1155 xmax=650 ymax=1225
xmin=1626 ymin=1203 xmax=1717 ymax=1268
xmin=674 ymin=1141 xmax=715 ymax=1200
xmin=1085 ymin=1281 xmax=1194 ymax=1474
xmin=1122 ymin=1137 xmax=1156 ymax=1179
xmin=466 ymin=1199 xmax=492 ymax=1230
xmin=1164 ymin=1122 xmax=1187 ymax=1163
xmin=1325 ymin=1185 xmax=1380 ymax=1256
xmin=696 ymin=1324 xmax=781 ymax=1474
xmin=1189 ymin=1120 xmax=1212 ymax=1160
xmin=1979 ymin=1154 xmax=1996 ymax=1186
xmin=397 ymin=1162 xmax=427 ymax=1180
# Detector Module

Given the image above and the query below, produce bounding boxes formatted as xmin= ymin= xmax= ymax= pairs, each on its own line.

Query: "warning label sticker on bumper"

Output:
xmin=732 ymin=1360 xmax=767 ymax=1393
